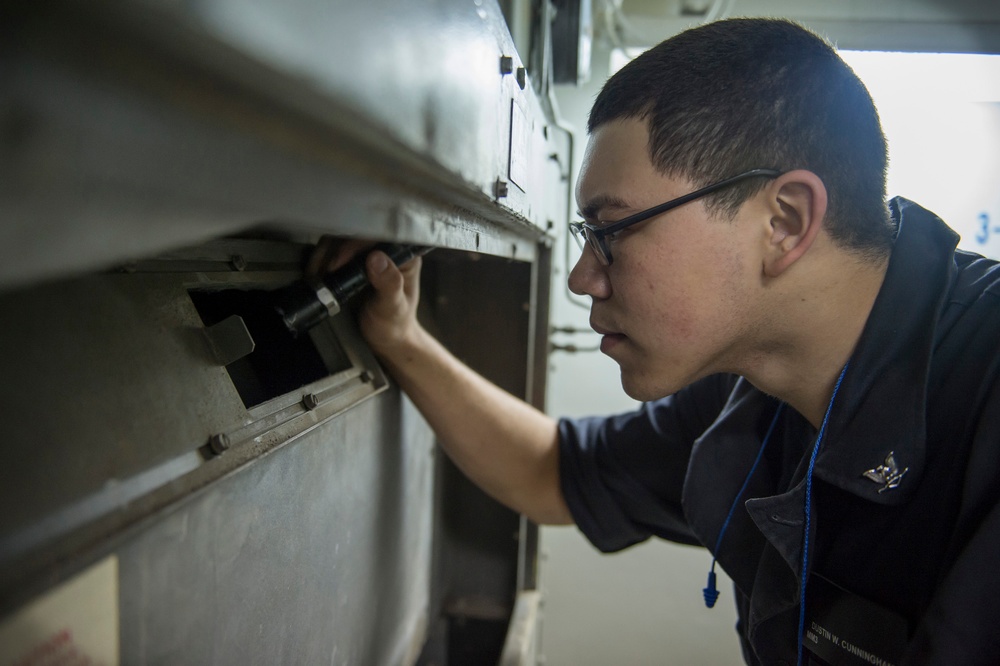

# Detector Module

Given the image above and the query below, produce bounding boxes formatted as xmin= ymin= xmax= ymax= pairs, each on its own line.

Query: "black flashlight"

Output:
xmin=274 ymin=243 xmax=432 ymax=335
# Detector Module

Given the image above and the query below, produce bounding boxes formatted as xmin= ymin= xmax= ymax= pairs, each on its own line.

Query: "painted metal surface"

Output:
xmin=0 ymin=1 xmax=561 ymax=662
xmin=0 ymin=255 xmax=390 ymax=602
xmin=117 ymin=394 xmax=436 ymax=665
xmin=0 ymin=0 xmax=564 ymax=290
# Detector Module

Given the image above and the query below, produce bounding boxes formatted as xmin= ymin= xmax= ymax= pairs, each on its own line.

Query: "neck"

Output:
xmin=741 ymin=250 xmax=888 ymax=428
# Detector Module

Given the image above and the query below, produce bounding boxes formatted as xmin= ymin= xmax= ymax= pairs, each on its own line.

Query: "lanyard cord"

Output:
xmin=796 ymin=361 xmax=849 ymax=666
xmin=700 ymin=363 xmax=850 ymax=665
xmin=703 ymin=401 xmax=786 ymax=608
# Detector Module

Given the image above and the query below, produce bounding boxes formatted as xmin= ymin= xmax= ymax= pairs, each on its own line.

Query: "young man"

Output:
xmin=319 ymin=18 xmax=1000 ymax=665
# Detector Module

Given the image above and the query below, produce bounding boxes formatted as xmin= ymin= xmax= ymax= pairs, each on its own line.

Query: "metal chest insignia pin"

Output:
xmin=862 ymin=451 xmax=909 ymax=493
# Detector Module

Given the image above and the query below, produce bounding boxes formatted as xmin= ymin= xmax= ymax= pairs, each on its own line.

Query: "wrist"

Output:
xmin=367 ymin=319 xmax=429 ymax=363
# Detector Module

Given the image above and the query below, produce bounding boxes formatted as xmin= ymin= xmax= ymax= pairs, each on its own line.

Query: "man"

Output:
xmin=316 ymin=18 xmax=1000 ymax=665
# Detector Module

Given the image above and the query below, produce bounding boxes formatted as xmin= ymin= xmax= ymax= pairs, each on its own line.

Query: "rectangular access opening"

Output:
xmin=189 ymin=288 xmax=351 ymax=408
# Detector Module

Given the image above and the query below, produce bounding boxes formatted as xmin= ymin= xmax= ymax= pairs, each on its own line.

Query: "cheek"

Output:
xmin=617 ymin=216 xmax=748 ymax=338
xmin=628 ymin=257 xmax=703 ymax=340
xmin=643 ymin=246 xmax=718 ymax=322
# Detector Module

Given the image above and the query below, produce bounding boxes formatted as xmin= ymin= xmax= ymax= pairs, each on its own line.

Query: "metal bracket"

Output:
xmin=203 ymin=315 xmax=255 ymax=366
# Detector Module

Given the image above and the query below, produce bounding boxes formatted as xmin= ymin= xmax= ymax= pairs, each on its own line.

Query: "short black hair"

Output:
xmin=588 ymin=18 xmax=894 ymax=256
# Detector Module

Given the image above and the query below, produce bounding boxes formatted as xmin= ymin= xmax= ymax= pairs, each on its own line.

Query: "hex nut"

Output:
xmin=230 ymin=255 xmax=248 ymax=271
xmin=208 ymin=433 xmax=230 ymax=454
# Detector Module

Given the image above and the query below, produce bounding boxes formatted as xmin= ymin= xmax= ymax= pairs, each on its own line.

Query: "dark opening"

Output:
xmin=190 ymin=288 xmax=336 ymax=408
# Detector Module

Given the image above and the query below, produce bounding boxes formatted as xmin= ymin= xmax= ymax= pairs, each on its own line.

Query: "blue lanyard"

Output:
xmin=703 ymin=401 xmax=785 ymax=607
xmin=796 ymin=362 xmax=849 ymax=666
xmin=702 ymin=363 xmax=850 ymax=666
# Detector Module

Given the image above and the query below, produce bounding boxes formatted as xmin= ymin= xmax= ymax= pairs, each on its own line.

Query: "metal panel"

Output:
xmin=0 ymin=1 xmax=562 ymax=662
xmin=0 ymin=252 xmax=391 ymax=613
xmin=117 ymin=394 xmax=436 ymax=665
xmin=0 ymin=247 xmax=548 ymax=665
xmin=0 ymin=0 xmax=567 ymax=290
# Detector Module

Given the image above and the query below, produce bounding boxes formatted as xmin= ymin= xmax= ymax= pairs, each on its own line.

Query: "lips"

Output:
xmin=600 ymin=334 xmax=627 ymax=354
xmin=589 ymin=321 xmax=619 ymax=336
xmin=591 ymin=320 xmax=627 ymax=354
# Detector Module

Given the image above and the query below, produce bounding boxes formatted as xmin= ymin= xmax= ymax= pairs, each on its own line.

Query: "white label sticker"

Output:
xmin=0 ymin=555 xmax=119 ymax=666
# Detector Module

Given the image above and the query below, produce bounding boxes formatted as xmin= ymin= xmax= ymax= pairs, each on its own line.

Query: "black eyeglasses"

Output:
xmin=569 ymin=168 xmax=783 ymax=265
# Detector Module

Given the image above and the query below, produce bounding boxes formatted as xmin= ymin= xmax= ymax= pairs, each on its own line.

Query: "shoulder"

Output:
xmin=951 ymin=250 xmax=1000 ymax=305
xmin=937 ymin=250 xmax=1000 ymax=351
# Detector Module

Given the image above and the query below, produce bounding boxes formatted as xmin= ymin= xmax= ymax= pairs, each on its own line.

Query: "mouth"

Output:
xmin=591 ymin=321 xmax=627 ymax=354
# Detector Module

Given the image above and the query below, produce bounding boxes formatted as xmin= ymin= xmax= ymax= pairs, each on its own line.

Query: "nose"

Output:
xmin=567 ymin=244 xmax=612 ymax=300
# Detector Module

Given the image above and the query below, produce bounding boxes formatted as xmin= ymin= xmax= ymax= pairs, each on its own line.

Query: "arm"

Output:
xmin=321 ymin=244 xmax=573 ymax=525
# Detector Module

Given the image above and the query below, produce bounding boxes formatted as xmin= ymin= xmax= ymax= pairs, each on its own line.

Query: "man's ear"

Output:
xmin=763 ymin=170 xmax=828 ymax=278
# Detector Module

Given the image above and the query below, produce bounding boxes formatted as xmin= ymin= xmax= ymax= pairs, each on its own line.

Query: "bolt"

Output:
xmin=303 ymin=393 xmax=320 ymax=410
xmin=500 ymin=55 xmax=514 ymax=75
xmin=495 ymin=179 xmax=509 ymax=198
xmin=515 ymin=66 xmax=526 ymax=90
xmin=208 ymin=433 xmax=230 ymax=454
xmin=230 ymin=254 xmax=247 ymax=271
xmin=360 ymin=371 xmax=374 ymax=383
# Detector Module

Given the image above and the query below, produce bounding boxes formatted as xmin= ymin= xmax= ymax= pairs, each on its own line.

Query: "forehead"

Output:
xmin=575 ymin=118 xmax=664 ymax=210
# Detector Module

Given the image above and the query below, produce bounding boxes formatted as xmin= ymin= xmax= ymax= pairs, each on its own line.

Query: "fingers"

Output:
xmin=305 ymin=239 xmax=424 ymax=335
xmin=366 ymin=251 xmax=422 ymax=302
xmin=365 ymin=250 xmax=400 ymax=293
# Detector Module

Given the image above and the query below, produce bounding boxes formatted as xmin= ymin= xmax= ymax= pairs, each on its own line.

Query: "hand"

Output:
xmin=306 ymin=236 xmax=425 ymax=357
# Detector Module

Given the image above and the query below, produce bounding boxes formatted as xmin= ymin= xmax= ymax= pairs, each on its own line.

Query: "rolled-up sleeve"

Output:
xmin=557 ymin=374 xmax=737 ymax=552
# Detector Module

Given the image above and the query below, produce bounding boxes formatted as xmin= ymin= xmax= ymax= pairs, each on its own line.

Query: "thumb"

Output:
xmin=366 ymin=250 xmax=403 ymax=297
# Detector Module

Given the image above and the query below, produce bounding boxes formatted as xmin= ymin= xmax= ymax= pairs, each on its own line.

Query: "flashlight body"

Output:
xmin=276 ymin=243 xmax=431 ymax=334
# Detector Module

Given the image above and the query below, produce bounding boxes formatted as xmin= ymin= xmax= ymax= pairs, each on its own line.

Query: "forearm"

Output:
xmin=377 ymin=324 xmax=573 ymax=525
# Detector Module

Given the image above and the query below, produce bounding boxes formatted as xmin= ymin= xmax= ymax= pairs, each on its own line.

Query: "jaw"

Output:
xmin=609 ymin=320 xmax=762 ymax=401
xmin=613 ymin=345 xmax=700 ymax=401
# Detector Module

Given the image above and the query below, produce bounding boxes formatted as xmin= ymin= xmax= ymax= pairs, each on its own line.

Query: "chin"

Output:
xmin=619 ymin=372 xmax=673 ymax=402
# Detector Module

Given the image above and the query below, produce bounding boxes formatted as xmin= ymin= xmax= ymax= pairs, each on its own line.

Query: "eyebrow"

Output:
xmin=578 ymin=193 xmax=634 ymax=221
